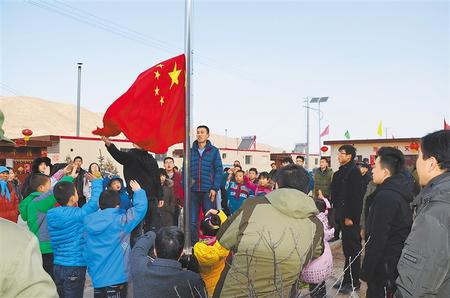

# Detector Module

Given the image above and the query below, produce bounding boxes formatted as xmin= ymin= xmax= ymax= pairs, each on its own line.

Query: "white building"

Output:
xmin=324 ymin=137 xmax=421 ymax=171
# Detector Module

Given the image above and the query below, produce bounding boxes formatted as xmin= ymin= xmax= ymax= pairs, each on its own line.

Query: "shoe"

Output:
xmin=328 ymin=237 xmax=340 ymax=243
xmin=333 ymin=282 xmax=348 ymax=289
xmin=338 ymin=284 xmax=361 ymax=294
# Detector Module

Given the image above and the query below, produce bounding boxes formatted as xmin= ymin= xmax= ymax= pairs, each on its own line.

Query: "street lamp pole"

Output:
xmin=308 ymin=97 xmax=329 ymax=159
xmin=76 ymin=63 xmax=83 ymax=137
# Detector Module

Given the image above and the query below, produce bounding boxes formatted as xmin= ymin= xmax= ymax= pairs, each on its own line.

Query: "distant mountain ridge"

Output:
xmin=0 ymin=96 xmax=285 ymax=152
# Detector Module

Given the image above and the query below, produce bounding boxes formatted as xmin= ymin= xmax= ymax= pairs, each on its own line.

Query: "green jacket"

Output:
xmin=19 ymin=176 xmax=74 ymax=254
xmin=313 ymin=167 xmax=334 ymax=199
xmin=213 ymin=188 xmax=324 ymax=298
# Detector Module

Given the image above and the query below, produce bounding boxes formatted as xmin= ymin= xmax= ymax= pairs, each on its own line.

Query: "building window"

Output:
xmin=222 ymin=153 xmax=227 ymax=159
xmin=172 ymin=149 xmax=183 ymax=158
xmin=155 ymin=153 xmax=167 ymax=162
xmin=245 ymin=155 xmax=252 ymax=165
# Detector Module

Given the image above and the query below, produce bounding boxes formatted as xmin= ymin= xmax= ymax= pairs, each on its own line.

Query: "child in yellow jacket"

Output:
xmin=194 ymin=209 xmax=229 ymax=297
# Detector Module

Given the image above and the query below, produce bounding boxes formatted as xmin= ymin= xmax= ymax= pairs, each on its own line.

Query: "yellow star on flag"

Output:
xmin=157 ymin=64 xmax=164 ymax=68
xmin=168 ymin=62 xmax=182 ymax=89
xmin=154 ymin=70 xmax=160 ymax=79
xmin=160 ymin=96 xmax=165 ymax=106
xmin=154 ymin=86 xmax=160 ymax=96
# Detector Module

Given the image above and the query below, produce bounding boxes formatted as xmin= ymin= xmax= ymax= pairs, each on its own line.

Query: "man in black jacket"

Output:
xmin=361 ymin=147 xmax=413 ymax=297
xmin=131 ymin=227 xmax=206 ymax=298
xmin=73 ymin=156 xmax=87 ymax=207
xmin=102 ymin=136 xmax=163 ymax=232
xmin=331 ymin=144 xmax=364 ymax=294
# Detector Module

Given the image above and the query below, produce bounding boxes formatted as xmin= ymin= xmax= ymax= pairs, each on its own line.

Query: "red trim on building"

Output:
xmin=219 ymin=147 xmax=270 ymax=153
xmin=324 ymin=138 xmax=421 ymax=145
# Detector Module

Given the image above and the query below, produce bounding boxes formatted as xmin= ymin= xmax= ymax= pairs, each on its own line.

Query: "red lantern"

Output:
xmin=410 ymin=142 xmax=419 ymax=151
xmin=320 ymin=146 xmax=329 ymax=153
xmin=22 ymin=129 xmax=33 ymax=141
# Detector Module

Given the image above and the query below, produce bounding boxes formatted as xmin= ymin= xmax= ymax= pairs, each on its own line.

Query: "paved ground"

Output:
xmin=18 ymin=217 xmax=366 ymax=297
xmin=82 ymin=239 xmax=366 ymax=298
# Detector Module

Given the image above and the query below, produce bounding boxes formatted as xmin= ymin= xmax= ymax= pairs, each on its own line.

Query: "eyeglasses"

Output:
xmin=338 ymin=151 xmax=348 ymax=155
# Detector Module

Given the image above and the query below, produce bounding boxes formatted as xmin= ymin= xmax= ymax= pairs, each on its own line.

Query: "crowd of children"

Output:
xmin=0 ymin=156 xmax=334 ymax=298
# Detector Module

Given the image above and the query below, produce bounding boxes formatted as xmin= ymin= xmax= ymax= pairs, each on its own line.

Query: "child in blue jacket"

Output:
xmin=47 ymin=174 xmax=102 ymax=298
xmin=225 ymin=170 xmax=252 ymax=214
xmin=104 ymin=175 xmax=131 ymax=210
xmin=84 ymin=180 xmax=148 ymax=297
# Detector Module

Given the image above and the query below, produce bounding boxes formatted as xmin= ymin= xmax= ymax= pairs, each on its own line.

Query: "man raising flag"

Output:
xmin=95 ymin=54 xmax=186 ymax=234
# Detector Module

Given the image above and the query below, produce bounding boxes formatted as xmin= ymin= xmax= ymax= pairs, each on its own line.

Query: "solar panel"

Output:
xmin=238 ymin=136 xmax=256 ymax=150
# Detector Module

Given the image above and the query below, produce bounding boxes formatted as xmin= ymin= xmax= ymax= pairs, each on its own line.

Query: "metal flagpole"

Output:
xmin=76 ymin=63 xmax=83 ymax=136
xmin=183 ymin=0 xmax=193 ymax=253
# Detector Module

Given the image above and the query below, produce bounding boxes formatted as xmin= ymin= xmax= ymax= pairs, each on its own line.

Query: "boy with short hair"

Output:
xmin=225 ymin=170 xmax=252 ymax=214
xmin=47 ymin=174 xmax=101 ymax=298
xmin=19 ymin=165 xmax=76 ymax=278
xmin=84 ymin=180 xmax=148 ymax=298
xmin=105 ymin=176 xmax=131 ymax=210
xmin=131 ymin=226 xmax=206 ymax=298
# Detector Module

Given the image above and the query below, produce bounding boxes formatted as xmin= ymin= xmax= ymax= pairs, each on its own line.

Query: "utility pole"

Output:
xmin=76 ymin=63 xmax=83 ymax=137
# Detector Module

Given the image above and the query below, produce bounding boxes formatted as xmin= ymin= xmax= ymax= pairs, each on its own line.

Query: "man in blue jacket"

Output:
xmin=84 ymin=180 xmax=148 ymax=297
xmin=190 ymin=125 xmax=223 ymax=245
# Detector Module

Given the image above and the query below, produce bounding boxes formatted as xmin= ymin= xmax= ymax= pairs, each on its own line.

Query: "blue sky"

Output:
xmin=1 ymin=0 xmax=449 ymax=152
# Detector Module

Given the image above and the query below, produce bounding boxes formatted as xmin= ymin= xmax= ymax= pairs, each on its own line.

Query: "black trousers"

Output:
xmin=367 ymin=280 xmax=395 ymax=298
xmin=309 ymin=282 xmax=326 ymax=298
xmin=42 ymin=253 xmax=54 ymax=280
xmin=143 ymin=199 xmax=160 ymax=233
xmin=334 ymin=207 xmax=342 ymax=239
xmin=342 ymin=223 xmax=362 ymax=285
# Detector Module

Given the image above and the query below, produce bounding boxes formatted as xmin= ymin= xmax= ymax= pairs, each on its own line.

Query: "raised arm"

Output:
xmin=131 ymin=231 xmax=156 ymax=274
xmin=77 ymin=177 xmax=102 ymax=219
xmin=102 ymin=136 xmax=133 ymax=166
xmin=122 ymin=180 xmax=148 ymax=233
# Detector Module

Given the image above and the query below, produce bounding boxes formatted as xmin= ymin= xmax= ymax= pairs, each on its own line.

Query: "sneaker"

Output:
xmin=328 ymin=237 xmax=340 ymax=243
xmin=333 ymin=282 xmax=347 ymax=289
xmin=338 ymin=284 xmax=361 ymax=294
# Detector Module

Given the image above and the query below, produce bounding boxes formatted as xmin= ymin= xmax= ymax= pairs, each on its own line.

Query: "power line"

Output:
xmin=25 ymin=0 xmax=259 ymax=82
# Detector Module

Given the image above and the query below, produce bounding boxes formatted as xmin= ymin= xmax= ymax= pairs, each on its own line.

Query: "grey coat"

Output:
xmin=396 ymin=172 xmax=450 ymax=297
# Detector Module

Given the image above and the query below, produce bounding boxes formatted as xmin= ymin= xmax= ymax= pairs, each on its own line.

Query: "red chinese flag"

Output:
xmin=445 ymin=119 xmax=450 ymax=130
xmin=93 ymin=54 xmax=186 ymax=153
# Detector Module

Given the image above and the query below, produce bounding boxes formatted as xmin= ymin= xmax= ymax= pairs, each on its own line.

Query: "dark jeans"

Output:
xmin=143 ymin=199 xmax=160 ymax=233
xmin=54 ymin=265 xmax=86 ymax=298
xmin=342 ymin=223 xmax=362 ymax=285
xmin=334 ymin=207 xmax=343 ymax=239
xmin=42 ymin=253 xmax=54 ymax=280
xmin=309 ymin=282 xmax=326 ymax=298
xmin=94 ymin=283 xmax=127 ymax=298
xmin=190 ymin=191 xmax=215 ymax=245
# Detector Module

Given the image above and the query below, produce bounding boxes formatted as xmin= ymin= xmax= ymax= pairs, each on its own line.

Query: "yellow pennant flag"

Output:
xmin=377 ymin=120 xmax=383 ymax=137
